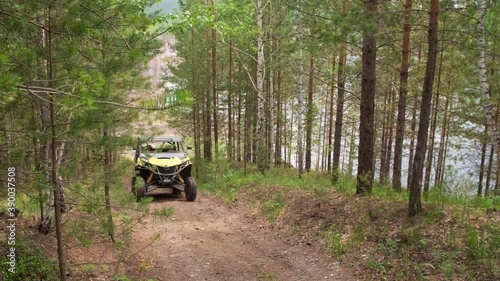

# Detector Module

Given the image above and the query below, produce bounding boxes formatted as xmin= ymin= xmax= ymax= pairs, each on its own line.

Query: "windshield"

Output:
xmin=143 ymin=140 xmax=184 ymax=153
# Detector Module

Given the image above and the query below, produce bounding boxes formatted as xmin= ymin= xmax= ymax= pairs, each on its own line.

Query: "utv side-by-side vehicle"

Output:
xmin=132 ymin=135 xmax=197 ymax=201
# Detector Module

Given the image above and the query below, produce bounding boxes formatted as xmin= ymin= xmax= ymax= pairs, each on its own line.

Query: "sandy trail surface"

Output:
xmin=125 ymin=193 xmax=354 ymax=281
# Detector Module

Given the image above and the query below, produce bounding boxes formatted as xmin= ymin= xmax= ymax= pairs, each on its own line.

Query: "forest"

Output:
xmin=1 ymin=0 xmax=499 ymax=280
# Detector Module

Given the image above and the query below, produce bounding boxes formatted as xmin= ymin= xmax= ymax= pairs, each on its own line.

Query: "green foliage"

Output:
xmin=80 ymin=264 xmax=98 ymax=274
xmin=0 ymin=238 xmax=59 ymax=281
xmin=466 ymin=224 xmax=500 ymax=262
xmin=114 ymin=275 xmax=132 ymax=281
xmin=151 ymin=207 xmax=175 ymax=219
xmin=324 ymin=224 xmax=344 ymax=257
xmin=260 ymin=194 xmax=285 ymax=222
xmin=348 ymin=224 xmax=366 ymax=248
xmin=257 ymin=271 xmax=279 ymax=281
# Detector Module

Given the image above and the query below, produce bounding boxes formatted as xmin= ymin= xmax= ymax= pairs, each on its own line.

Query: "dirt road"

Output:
xmin=125 ymin=193 xmax=353 ymax=281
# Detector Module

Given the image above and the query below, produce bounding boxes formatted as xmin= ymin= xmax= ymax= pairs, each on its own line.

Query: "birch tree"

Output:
xmin=477 ymin=0 xmax=500 ymax=184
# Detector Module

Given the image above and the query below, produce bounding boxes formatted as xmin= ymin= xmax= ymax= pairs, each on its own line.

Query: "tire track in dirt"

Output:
xmin=125 ymin=193 xmax=354 ymax=281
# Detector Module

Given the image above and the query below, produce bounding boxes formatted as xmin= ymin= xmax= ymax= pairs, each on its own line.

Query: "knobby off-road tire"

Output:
xmin=132 ymin=176 xmax=146 ymax=202
xmin=184 ymin=177 xmax=197 ymax=202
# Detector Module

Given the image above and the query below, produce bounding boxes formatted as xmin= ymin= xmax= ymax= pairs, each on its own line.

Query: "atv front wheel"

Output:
xmin=132 ymin=176 xmax=146 ymax=202
xmin=184 ymin=177 xmax=197 ymax=202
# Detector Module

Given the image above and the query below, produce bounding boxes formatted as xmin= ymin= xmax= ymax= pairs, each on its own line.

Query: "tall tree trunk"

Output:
xmin=435 ymin=93 xmax=449 ymax=185
xmin=383 ymin=86 xmax=396 ymax=183
xmin=393 ymin=0 xmax=413 ymax=191
xmin=485 ymin=103 xmax=500 ymax=195
xmin=103 ymin=128 xmax=115 ymax=243
xmin=204 ymin=90 xmax=212 ymax=160
xmin=297 ymin=3 xmax=305 ymax=177
xmin=228 ymin=43 xmax=233 ymax=160
xmin=333 ymin=46 xmax=346 ymax=182
xmin=322 ymin=89 xmax=329 ymax=171
xmin=237 ymin=63 xmax=242 ymax=162
xmin=408 ymin=0 xmax=439 ymax=217
xmin=275 ymin=70 xmax=282 ymax=165
xmin=485 ymin=144 xmax=494 ymax=196
xmin=440 ymin=97 xmax=452 ymax=183
xmin=211 ymin=0 xmax=218 ymax=155
xmin=477 ymin=0 xmax=500 ymax=183
xmin=204 ymin=21 xmax=212 ymax=161
xmin=192 ymin=29 xmax=201 ymax=170
xmin=244 ymin=91 xmax=250 ymax=171
xmin=478 ymin=121 xmax=488 ymax=196
xmin=305 ymin=59 xmax=314 ymax=172
xmin=46 ymin=4 xmax=66 ymax=279
xmin=407 ymin=43 xmax=423 ymax=189
xmin=348 ymin=120 xmax=356 ymax=175
xmin=424 ymin=26 xmax=446 ymax=198
xmin=379 ymin=85 xmax=390 ymax=183
xmin=327 ymin=56 xmax=336 ymax=172
xmin=357 ymin=0 xmax=378 ymax=195
xmin=423 ymin=89 xmax=439 ymax=198
xmin=268 ymin=4 xmax=275 ymax=166
xmin=255 ymin=0 xmax=266 ymax=173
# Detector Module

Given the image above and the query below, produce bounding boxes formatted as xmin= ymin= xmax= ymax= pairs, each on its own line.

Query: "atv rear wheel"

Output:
xmin=132 ymin=176 xmax=146 ymax=202
xmin=184 ymin=177 xmax=197 ymax=202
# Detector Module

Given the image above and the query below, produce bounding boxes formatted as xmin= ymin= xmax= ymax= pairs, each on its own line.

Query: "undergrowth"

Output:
xmin=0 ymin=237 xmax=59 ymax=280
xmin=196 ymin=161 xmax=500 ymax=280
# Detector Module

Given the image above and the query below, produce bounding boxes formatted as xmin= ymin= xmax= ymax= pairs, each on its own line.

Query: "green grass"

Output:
xmin=196 ymin=162 xmax=500 ymax=212
xmin=0 ymin=238 xmax=59 ymax=281
xmin=257 ymin=271 xmax=279 ymax=281
xmin=195 ymin=163 xmax=500 ymax=279
xmin=324 ymin=224 xmax=344 ymax=257
xmin=260 ymin=194 xmax=285 ymax=222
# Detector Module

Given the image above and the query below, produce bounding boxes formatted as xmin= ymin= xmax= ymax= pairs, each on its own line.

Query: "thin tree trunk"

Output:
xmin=31 ymin=102 xmax=44 ymax=220
xmin=228 ymin=43 xmax=233 ymax=160
xmin=305 ymin=59 xmax=314 ymax=172
xmin=409 ymin=0 xmax=439 ymax=217
xmin=348 ymin=120 xmax=356 ymax=175
xmin=297 ymin=3 xmax=305 ymax=177
xmin=423 ymin=90 xmax=439 ymax=198
xmin=211 ymin=0 xmax=218 ymax=155
xmin=244 ymin=91 xmax=249 ymax=171
xmin=357 ymin=0 xmax=378 ymax=194
xmin=384 ymin=86 xmax=396 ymax=183
xmin=255 ymin=0 xmax=266 ymax=173
xmin=478 ymin=121 xmax=488 ymax=196
xmin=424 ymin=24 xmax=446 ymax=198
xmin=322 ymin=88 xmax=330 ymax=171
xmin=440 ymin=97 xmax=453 ymax=183
xmin=379 ymin=86 xmax=390 ymax=183
xmin=407 ymin=45 xmax=422 ymax=189
xmin=435 ymin=93 xmax=449 ymax=185
xmin=327 ymin=56 xmax=336 ymax=172
xmin=485 ymin=145 xmax=494 ymax=196
xmin=275 ymin=70 xmax=282 ymax=165
xmin=48 ymin=4 xmax=65 ymax=279
xmin=237 ymin=63 xmax=242 ymax=162
xmin=204 ymin=20 xmax=212 ymax=161
xmin=103 ymin=128 xmax=115 ymax=243
xmin=486 ymin=103 xmax=500 ymax=195
xmin=333 ymin=45 xmax=346 ymax=182
xmin=393 ymin=0 xmax=413 ymax=191
xmin=192 ymin=28 xmax=201 ymax=168
xmin=268 ymin=4 xmax=275 ymax=167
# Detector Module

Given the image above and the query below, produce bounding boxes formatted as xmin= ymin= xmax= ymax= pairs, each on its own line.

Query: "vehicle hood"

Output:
xmin=139 ymin=152 xmax=189 ymax=167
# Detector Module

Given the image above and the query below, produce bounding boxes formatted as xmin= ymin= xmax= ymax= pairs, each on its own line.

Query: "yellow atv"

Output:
xmin=132 ymin=136 xmax=197 ymax=201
